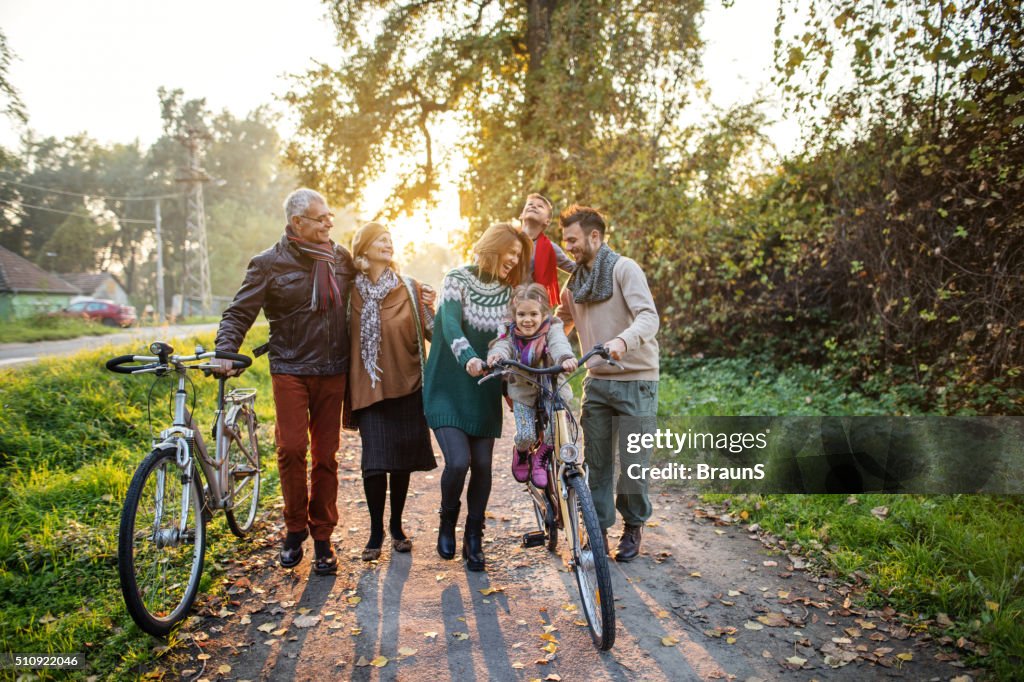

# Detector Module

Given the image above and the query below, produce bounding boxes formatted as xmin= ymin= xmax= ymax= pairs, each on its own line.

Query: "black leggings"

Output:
xmin=434 ymin=427 xmax=495 ymax=522
xmin=363 ymin=472 xmax=411 ymax=544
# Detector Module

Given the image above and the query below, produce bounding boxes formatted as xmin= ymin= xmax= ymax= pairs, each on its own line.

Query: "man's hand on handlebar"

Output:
xmin=210 ymin=357 xmax=243 ymax=377
xmin=604 ymin=337 xmax=626 ymax=361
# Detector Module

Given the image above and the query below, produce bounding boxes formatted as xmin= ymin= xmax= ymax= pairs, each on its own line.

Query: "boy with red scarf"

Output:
xmin=519 ymin=193 xmax=574 ymax=305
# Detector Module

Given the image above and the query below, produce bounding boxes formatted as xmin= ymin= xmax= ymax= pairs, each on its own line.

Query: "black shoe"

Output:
xmin=279 ymin=528 xmax=308 ymax=568
xmin=437 ymin=505 xmax=459 ymax=560
xmin=614 ymin=523 xmax=643 ymax=562
xmin=463 ymin=517 xmax=485 ymax=572
xmin=313 ymin=539 xmax=338 ymax=575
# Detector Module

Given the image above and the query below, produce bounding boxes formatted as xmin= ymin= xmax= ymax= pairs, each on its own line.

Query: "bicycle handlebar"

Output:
xmin=481 ymin=345 xmax=620 ymax=383
xmin=105 ymin=348 xmax=252 ymax=375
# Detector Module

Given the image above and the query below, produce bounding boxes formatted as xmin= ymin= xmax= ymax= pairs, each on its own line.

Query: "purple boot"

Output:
xmin=530 ymin=443 xmax=553 ymax=488
xmin=511 ymin=447 xmax=531 ymax=483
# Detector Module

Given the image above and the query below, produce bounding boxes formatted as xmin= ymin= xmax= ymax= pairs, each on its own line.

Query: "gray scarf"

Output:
xmin=567 ymin=243 xmax=620 ymax=303
xmin=355 ymin=268 xmax=400 ymax=388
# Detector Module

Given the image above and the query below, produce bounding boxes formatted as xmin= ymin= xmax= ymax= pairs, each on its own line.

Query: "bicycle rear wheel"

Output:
xmin=224 ymin=404 xmax=261 ymax=537
xmin=566 ymin=474 xmax=615 ymax=650
xmin=118 ymin=446 xmax=206 ymax=637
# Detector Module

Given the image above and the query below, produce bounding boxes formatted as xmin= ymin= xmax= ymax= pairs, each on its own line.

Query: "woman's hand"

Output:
xmin=485 ymin=353 xmax=501 ymax=368
xmin=466 ymin=357 xmax=487 ymax=377
xmin=561 ymin=357 xmax=578 ymax=372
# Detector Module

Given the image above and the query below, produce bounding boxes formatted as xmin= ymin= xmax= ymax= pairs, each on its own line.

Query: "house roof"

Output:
xmin=60 ymin=272 xmax=120 ymax=294
xmin=0 ymin=245 xmax=81 ymax=295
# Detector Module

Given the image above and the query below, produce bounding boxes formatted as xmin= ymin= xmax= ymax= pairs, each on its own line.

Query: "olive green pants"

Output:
xmin=581 ymin=377 xmax=658 ymax=529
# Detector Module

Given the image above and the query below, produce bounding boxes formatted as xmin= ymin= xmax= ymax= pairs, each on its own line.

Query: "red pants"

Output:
xmin=271 ymin=373 xmax=346 ymax=541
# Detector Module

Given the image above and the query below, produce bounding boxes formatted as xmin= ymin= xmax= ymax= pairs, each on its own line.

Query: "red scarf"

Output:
xmin=285 ymin=225 xmax=342 ymax=312
xmin=533 ymin=233 xmax=560 ymax=306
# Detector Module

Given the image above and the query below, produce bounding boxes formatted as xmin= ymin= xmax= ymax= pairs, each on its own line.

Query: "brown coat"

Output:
xmin=348 ymin=282 xmax=426 ymax=411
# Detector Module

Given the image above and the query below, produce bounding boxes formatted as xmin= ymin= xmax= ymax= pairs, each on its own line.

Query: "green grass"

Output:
xmin=0 ymin=328 xmax=276 ymax=679
xmin=0 ymin=314 xmax=122 ymax=344
xmin=663 ymin=356 xmax=1023 ymax=676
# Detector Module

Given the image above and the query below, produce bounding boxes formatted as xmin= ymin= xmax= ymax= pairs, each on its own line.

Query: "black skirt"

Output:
xmin=354 ymin=389 xmax=438 ymax=477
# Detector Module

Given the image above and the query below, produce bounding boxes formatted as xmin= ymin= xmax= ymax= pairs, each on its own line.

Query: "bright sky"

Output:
xmin=0 ymin=0 xmax=793 ymax=245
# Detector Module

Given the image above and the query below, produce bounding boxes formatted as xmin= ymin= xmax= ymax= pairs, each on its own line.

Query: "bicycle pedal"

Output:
xmin=522 ymin=531 xmax=547 ymax=548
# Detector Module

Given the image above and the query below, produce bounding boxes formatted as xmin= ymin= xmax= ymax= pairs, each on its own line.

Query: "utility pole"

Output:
xmin=176 ymin=127 xmax=213 ymax=317
xmin=154 ymin=200 xmax=166 ymax=323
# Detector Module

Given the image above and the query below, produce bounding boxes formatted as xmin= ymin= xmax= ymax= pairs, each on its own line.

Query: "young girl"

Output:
xmin=487 ymin=283 xmax=578 ymax=487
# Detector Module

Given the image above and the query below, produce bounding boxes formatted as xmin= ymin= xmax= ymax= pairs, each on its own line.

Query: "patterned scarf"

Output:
xmin=512 ymin=317 xmax=553 ymax=368
xmin=355 ymin=268 xmax=400 ymax=388
xmin=566 ymin=243 xmax=620 ymax=304
xmin=285 ymin=224 xmax=342 ymax=312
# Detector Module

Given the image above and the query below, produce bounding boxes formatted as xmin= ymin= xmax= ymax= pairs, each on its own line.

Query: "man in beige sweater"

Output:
xmin=557 ymin=205 xmax=659 ymax=562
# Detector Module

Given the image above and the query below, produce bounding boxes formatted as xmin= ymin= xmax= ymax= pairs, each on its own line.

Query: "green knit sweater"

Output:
xmin=424 ymin=265 xmax=512 ymax=437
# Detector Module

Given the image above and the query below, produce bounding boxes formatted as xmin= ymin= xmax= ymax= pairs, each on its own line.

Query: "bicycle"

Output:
xmin=106 ymin=341 xmax=261 ymax=636
xmin=482 ymin=345 xmax=619 ymax=650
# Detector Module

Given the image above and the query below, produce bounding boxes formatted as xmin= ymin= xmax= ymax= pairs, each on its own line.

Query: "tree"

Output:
xmin=285 ymin=0 xmax=705 ymax=237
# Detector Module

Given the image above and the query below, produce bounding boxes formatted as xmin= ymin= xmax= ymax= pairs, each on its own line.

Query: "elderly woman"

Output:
xmin=348 ymin=222 xmax=437 ymax=561
xmin=424 ymin=222 xmax=532 ymax=571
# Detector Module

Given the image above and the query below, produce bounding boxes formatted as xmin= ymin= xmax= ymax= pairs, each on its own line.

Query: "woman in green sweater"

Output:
xmin=424 ymin=222 xmax=532 ymax=571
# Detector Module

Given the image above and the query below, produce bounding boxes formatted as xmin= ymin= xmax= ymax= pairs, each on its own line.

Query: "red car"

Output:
xmin=58 ymin=299 xmax=137 ymax=327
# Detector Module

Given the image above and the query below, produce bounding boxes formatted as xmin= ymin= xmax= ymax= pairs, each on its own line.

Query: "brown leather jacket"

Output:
xmin=216 ymin=233 xmax=355 ymax=375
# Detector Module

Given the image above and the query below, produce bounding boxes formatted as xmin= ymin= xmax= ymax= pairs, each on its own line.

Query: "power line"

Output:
xmin=0 ymin=199 xmax=155 ymax=224
xmin=0 ymin=173 xmax=184 ymax=202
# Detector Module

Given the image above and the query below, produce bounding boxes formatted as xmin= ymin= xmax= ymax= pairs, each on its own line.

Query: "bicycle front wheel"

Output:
xmin=566 ymin=474 xmax=615 ymax=650
xmin=224 ymin=404 xmax=261 ymax=537
xmin=118 ymin=446 xmax=206 ymax=637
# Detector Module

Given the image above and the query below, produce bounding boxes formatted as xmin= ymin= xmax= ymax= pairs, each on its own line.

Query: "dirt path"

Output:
xmin=161 ymin=422 xmax=981 ymax=682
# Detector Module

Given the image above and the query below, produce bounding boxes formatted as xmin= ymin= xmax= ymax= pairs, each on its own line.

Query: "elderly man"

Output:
xmin=519 ymin=193 xmax=574 ymax=305
xmin=214 ymin=188 xmax=354 ymax=576
xmin=557 ymin=204 xmax=659 ymax=562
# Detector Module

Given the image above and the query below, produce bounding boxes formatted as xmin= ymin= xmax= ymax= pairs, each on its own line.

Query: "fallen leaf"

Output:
xmin=542 ymin=642 xmax=557 ymax=653
xmin=217 ymin=665 xmax=231 ymax=674
xmin=539 ymin=633 xmax=557 ymax=643
xmin=786 ymin=655 xmax=807 ymax=667
xmin=257 ymin=623 xmax=276 ymax=633
xmin=196 ymin=654 xmax=211 ymax=661
xmin=424 ymin=631 xmax=439 ymax=639
xmin=398 ymin=647 xmax=417 ymax=657
xmin=350 ymin=627 xmax=363 ymax=635
xmin=727 ymin=590 xmax=741 ymax=597
xmin=294 ymin=615 xmax=321 ymax=628
xmin=763 ymin=560 xmax=778 ymax=567
xmin=561 ymin=603 xmax=577 ymax=612
xmin=985 ymin=600 xmax=1000 ymax=612
xmin=436 ymin=573 xmax=447 ymax=581
xmin=744 ymin=621 xmax=764 ymax=631
xmin=936 ymin=613 xmax=954 ymax=628
xmin=690 ymin=572 xmax=702 ymax=578
xmin=511 ymin=662 xmax=525 ymax=670
xmin=656 ymin=609 xmax=670 ymax=618
xmin=355 ymin=656 xmax=371 ymax=667
xmin=896 ymin=652 xmax=913 ymax=662
xmin=347 ymin=596 xmax=362 ymax=606
xmin=370 ymin=656 xmax=389 ymax=667
xmin=546 ymin=675 xmax=562 ymax=681
xmin=480 ymin=587 xmax=504 ymax=596
xmin=726 ymin=637 xmax=737 ymax=644
xmin=756 ymin=613 xmax=789 ymax=627
xmin=661 ymin=636 xmax=679 ymax=646
xmin=870 ymin=506 xmax=889 ymax=520
xmin=272 ymin=628 xmax=287 ymax=637
xmin=453 ymin=632 xmax=469 ymax=640
xmin=239 ymin=615 xmax=251 ymax=625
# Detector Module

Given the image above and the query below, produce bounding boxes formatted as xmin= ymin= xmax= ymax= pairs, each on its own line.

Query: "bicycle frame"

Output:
xmin=157 ymin=367 xmax=257 ymax=514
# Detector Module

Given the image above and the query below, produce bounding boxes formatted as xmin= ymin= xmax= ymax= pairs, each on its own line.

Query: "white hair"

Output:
xmin=283 ymin=188 xmax=326 ymax=223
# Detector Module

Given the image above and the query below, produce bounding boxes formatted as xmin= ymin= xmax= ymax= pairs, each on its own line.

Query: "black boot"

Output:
xmin=437 ymin=504 xmax=460 ymax=560
xmin=463 ymin=517 xmax=485 ymax=572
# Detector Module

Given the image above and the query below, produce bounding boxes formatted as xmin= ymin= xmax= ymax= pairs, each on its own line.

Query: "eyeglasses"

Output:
xmin=298 ymin=213 xmax=334 ymax=226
